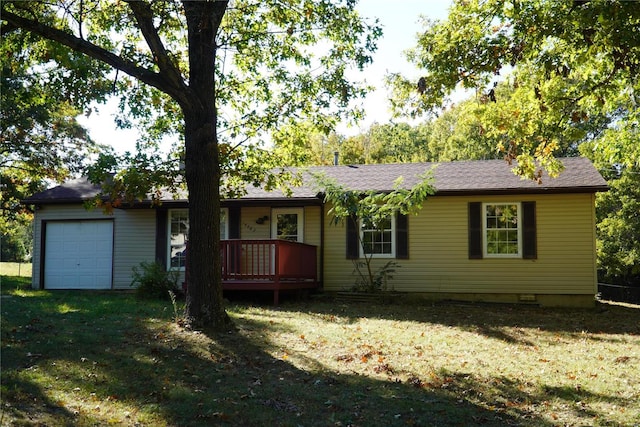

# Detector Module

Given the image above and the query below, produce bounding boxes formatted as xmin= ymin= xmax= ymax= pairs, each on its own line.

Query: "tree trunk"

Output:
xmin=182 ymin=0 xmax=231 ymax=330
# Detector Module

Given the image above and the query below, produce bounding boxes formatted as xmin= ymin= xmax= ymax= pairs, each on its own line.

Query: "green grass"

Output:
xmin=0 ymin=263 xmax=32 ymax=278
xmin=1 ymin=280 xmax=639 ymax=426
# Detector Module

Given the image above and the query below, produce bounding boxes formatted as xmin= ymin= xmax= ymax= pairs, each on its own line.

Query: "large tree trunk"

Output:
xmin=3 ymin=0 xmax=231 ymax=329
xmin=182 ymin=0 xmax=231 ymax=330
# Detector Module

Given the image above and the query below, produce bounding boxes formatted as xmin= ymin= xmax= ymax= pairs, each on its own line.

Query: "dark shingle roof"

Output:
xmin=22 ymin=177 xmax=103 ymax=204
xmin=244 ymin=157 xmax=608 ymax=199
xmin=23 ymin=157 xmax=608 ymax=205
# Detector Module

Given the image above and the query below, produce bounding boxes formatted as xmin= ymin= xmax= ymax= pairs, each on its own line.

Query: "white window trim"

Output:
xmin=220 ymin=207 xmax=229 ymax=240
xmin=167 ymin=208 xmax=230 ymax=271
xmin=482 ymin=202 xmax=522 ymax=259
xmin=271 ymin=207 xmax=304 ymax=242
xmin=359 ymin=214 xmax=396 ymax=259
xmin=168 ymin=209 xmax=189 ymax=271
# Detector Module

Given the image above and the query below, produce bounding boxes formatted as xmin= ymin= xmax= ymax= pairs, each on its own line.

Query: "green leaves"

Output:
xmin=217 ymin=0 xmax=380 ymax=144
xmin=313 ymin=170 xmax=434 ymax=229
xmin=391 ymin=0 xmax=640 ymax=179
xmin=4 ymin=0 xmax=382 ymax=328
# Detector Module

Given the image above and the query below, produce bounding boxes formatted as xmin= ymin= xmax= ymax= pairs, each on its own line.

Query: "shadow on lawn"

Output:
xmin=273 ymin=297 xmax=640 ymax=339
xmin=1 ymin=291 xmax=559 ymax=426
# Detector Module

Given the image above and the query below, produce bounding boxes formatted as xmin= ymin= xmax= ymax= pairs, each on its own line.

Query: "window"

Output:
xmin=347 ymin=214 xmax=408 ymax=260
xmin=469 ymin=202 xmax=536 ymax=260
xmin=272 ymin=208 xmax=303 ymax=242
xmin=169 ymin=210 xmax=188 ymax=269
xmin=483 ymin=203 xmax=521 ymax=257
xmin=360 ymin=215 xmax=395 ymax=258
xmin=220 ymin=209 xmax=228 ymax=240
xmin=168 ymin=208 xmax=229 ymax=269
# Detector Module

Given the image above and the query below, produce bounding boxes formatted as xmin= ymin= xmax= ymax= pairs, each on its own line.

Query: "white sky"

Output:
xmin=77 ymin=1 xmax=453 ymax=153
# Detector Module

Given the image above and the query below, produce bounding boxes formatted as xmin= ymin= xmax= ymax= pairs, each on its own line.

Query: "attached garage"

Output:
xmin=43 ymin=220 xmax=114 ymax=289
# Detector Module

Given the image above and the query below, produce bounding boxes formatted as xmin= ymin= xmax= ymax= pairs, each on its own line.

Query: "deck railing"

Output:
xmin=220 ymin=239 xmax=317 ymax=283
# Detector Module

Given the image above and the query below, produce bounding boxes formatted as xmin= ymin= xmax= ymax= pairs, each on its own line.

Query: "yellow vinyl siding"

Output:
xmin=31 ymin=205 xmax=156 ymax=290
xmin=304 ymin=206 xmax=321 ymax=246
xmin=239 ymin=207 xmax=271 ymax=239
xmin=304 ymin=206 xmax=322 ymax=279
xmin=239 ymin=205 xmax=321 ymax=245
xmin=323 ymin=194 xmax=598 ymax=297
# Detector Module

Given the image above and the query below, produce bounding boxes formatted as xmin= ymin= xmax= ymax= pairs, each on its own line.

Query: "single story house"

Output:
xmin=23 ymin=157 xmax=608 ymax=306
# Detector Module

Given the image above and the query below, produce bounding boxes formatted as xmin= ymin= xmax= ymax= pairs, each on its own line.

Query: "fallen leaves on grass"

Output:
xmin=614 ymin=356 xmax=631 ymax=364
xmin=261 ymin=398 xmax=300 ymax=413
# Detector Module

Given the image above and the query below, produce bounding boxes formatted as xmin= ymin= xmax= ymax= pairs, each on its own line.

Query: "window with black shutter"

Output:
xmin=468 ymin=201 xmax=537 ymax=259
xmin=346 ymin=213 xmax=408 ymax=259
xmin=468 ymin=202 xmax=483 ymax=259
xmin=346 ymin=215 xmax=359 ymax=259
xmin=522 ymin=201 xmax=537 ymax=259
xmin=396 ymin=214 xmax=409 ymax=259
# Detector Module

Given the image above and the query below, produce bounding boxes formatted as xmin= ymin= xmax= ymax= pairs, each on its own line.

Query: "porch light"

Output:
xmin=256 ymin=215 xmax=269 ymax=225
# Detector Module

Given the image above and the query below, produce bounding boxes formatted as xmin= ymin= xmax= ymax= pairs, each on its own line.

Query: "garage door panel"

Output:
xmin=46 ymin=274 xmax=65 ymax=289
xmin=63 ymin=241 xmax=80 ymax=256
xmin=46 ymin=241 xmax=65 ymax=256
xmin=78 ymin=254 xmax=96 ymax=265
xmin=45 ymin=221 xmax=113 ymax=290
xmin=79 ymin=240 xmax=96 ymax=253
xmin=95 ymin=257 xmax=112 ymax=270
xmin=62 ymin=258 xmax=80 ymax=269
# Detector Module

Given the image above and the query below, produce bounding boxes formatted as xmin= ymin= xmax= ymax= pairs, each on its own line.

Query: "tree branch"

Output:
xmin=124 ymin=1 xmax=188 ymax=96
xmin=0 ymin=20 xmax=18 ymax=36
xmin=1 ymin=6 xmax=190 ymax=106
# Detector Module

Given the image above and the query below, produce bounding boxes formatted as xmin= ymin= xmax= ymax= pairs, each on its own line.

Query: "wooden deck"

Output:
xmin=186 ymin=239 xmax=319 ymax=304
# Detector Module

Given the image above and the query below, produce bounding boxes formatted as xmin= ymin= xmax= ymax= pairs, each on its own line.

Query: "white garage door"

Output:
xmin=44 ymin=221 xmax=113 ymax=289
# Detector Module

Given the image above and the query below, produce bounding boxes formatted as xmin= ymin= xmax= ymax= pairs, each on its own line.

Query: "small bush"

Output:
xmin=351 ymin=260 xmax=399 ymax=293
xmin=131 ymin=261 xmax=179 ymax=299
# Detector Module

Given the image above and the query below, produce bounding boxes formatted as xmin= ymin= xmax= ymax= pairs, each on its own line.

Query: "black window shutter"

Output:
xmin=522 ymin=201 xmax=537 ymax=259
xmin=396 ymin=214 xmax=409 ymax=259
xmin=228 ymin=206 xmax=241 ymax=239
xmin=346 ymin=215 xmax=359 ymax=259
xmin=155 ymin=209 xmax=168 ymax=268
xmin=468 ymin=202 xmax=483 ymax=259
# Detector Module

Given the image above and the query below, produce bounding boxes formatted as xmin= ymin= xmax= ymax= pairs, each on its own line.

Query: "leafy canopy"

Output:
xmin=389 ymin=0 xmax=640 ymax=179
xmin=2 ymin=0 xmax=382 ymax=329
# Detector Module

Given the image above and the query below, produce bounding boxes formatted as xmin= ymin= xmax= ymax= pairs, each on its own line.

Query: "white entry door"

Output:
xmin=271 ymin=208 xmax=304 ymax=242
xmin=44 ymin=221 xmax=113 ymax=289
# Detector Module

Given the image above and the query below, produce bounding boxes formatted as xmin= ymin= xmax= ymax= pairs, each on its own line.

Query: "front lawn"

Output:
xmin=1 ymin=280 xmax=638 ymax=426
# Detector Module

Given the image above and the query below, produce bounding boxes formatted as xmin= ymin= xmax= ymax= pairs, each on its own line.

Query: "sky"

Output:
xmin=77 ymin=1 xmax=453 ymax=153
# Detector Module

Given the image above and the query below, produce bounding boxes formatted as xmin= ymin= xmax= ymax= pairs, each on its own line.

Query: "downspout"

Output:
xmin=591 ymin=193 xmax=598 ymax=295
xmin=319 ymin=200 xmax=325 ymax=290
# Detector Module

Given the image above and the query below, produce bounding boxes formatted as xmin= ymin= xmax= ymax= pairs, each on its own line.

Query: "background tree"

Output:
xmin=2 ymin=0 xmax=381 ymax=329
xmin=1 ymin=12 xmax=111 ymax=263
xmin=593 ymin=166 xmax=640 ymax=285
xmin=271 ymin=121 xmax=346 ymax=166
xmin=389 ymin=0 xmax=639 ymax=178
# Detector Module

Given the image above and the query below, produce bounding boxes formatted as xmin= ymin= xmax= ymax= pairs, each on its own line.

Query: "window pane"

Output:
xmin=361 ymin=215 xmax=393 ymax=256
xmin=277 ymin=213 xmax=299 ymax=241
xmin=484 ymin=204 xmax=519 ymax=256
xmin=220 ymin=209 xmax=227 ymax=240
xmin=168 ymin=209 xmax=227 ymax=269
xmin=169 ymin=210 xmax=189 ymax=269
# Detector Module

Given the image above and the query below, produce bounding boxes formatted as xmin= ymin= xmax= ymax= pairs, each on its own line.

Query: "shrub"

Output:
xmin=131 ymin=261 xmax=179 ymax=299
xmin=351 ymin=260 xmax=399 ymax=293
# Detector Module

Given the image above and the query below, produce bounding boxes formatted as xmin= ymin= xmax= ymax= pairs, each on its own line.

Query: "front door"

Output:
xmin=271 ymin=208 xmax=304 ymax=242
